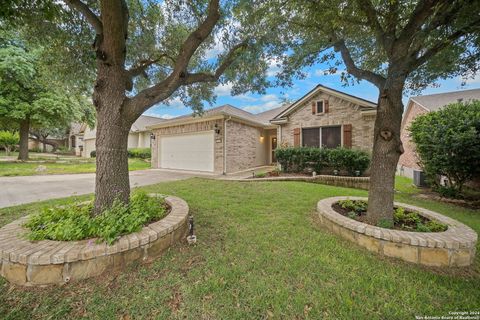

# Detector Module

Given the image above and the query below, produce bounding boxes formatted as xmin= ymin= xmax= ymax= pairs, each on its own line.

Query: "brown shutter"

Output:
xmin=293 ymin=128 xmax=300 ymax=147
xmin=311 ymin=101 xmax=316 ymax=115
xmin=324 ymin=99 xmax=329 ymax=113
xmin=343 ymin=124 xmax=352 ymax=148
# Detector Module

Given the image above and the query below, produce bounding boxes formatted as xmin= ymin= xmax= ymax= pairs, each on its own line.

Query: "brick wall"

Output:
xmin=279 ymin=91 xmax=376 ymax=151
xmin=398 ymin=102 xmax=428 ymax=171
xmin=225 ymin=120 xmax=268 ymax=173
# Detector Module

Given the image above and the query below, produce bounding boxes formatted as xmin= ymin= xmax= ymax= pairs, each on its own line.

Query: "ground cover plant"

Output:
xmin=0 ymin=177 xmax=478 ymax=319
xmin=335 ymin=199 xmax=447 ymax=232
xmin=25 ymin=191 xmax=167 ymax=244
xmin=0 ymin=158 xmax=149 ymax=176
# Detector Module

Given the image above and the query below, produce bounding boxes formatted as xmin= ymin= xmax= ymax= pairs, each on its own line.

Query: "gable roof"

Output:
xmin=147 ymin=104 xmax=287 ymax=129
xmin=410 ymin=88 xmax=480 ymax=112
xmin=131 ymin=115 xmax=166 ymax=132
xmin=272 ymin=84 xmax=377 ymax=121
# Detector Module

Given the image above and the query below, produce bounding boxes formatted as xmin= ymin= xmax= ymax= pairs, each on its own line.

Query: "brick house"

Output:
xmin=398 ymin=88 xmax=480 ymax=179
xmin=149 ymin=84 xmax=377 ymax=174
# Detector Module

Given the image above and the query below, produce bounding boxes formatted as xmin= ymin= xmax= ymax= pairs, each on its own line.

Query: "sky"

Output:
xmin=143 ymin=59 xmax=480 ymax=119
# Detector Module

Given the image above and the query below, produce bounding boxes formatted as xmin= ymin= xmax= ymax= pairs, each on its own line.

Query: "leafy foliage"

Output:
xmin=409 ymin=101 xmax=480 ymax=193
xmin=127 ymin=148 xmax=151 ymax=159
xmin=25 ymin=191 xmax=167 ymax=244
xmin=337 ymin=199 xmax=447 ymax=232
xmin=275 ymin=147 xmax=370 ymax=175
xmin=0 ymin=130 xmax=19 ymax=154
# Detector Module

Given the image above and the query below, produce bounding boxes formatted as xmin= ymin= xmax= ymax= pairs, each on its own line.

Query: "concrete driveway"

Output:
xmin=0 ymin=169 xmax=213 ymax=208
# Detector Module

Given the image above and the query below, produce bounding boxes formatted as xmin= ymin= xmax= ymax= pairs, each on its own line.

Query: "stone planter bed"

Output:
xmin=317 ymin=196 xmax=477 ymax=267
xmin=242 ymin=174 xmax=370 ymax=190
xmin=0 ymin=195 xmax=189 ymax=286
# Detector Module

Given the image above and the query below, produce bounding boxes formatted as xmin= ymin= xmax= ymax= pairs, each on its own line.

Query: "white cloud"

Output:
xmin=242 ymin=94 xmax=282 ymax=113
xmin=214 ymin=82 xmax=233 ymax=96
xmin=158 ymin=114 xmax=176 ymax=119
xmin=266 ymin=57 xmax=282 ymax=77
xmin=458 ymin=73 xmax=480 ymax=85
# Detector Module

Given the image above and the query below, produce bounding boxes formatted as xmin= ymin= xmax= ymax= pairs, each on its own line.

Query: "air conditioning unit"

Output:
xmin=413 ymin=169 xmax=428 ymax=187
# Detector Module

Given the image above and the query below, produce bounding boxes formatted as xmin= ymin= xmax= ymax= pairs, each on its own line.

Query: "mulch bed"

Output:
xmin=331 ymin=202 xmax=434 ymax=232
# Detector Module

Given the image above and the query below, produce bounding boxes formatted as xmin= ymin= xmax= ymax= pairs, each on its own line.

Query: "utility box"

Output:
xmin=413 ymin=170 xmax=428 ymax=187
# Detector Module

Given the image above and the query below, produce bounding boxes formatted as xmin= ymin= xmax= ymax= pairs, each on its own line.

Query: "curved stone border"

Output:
xmin=0 ymin=195 xmax=189 ymax=286
xmin=317 ymin=197 xmax=477 ymax=267
xmin=233 ymin=175 xmax=370 ymax=190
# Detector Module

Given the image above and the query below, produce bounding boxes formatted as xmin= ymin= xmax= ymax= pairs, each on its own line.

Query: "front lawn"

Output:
xmin=0 ymin=177 xmax=478 ymax=319
xmin=0 ymin=158 xmax=150 ymax=176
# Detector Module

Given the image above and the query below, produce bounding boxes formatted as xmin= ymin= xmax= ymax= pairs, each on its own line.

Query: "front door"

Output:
xmin=271 ymin=137 xmax=277 ymax=163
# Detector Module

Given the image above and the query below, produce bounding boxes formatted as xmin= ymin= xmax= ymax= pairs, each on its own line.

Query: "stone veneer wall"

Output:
xmin=151 ymin=119 xmax=225 ymax=173
xmin=241 ymin=175 xmax=370 ymax=190
xmin=225 ymin=120 xmax=268 ymax=173
xmin=317 ymin=197 xmax=477 ymax=267
xmin=279 ymin=91 xmax=376 ymax=151
xmin=0 ymin=195 xmax=189 ymax=286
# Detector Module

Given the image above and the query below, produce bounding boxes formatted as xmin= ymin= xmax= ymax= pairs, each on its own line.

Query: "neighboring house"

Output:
xmin=398 ymin=88 xmax=480 ymax=179
xmin=83 ymin=115 xmax=165 ymax=157
xmin=148 ymin=84 xmax=377 ymax=174
xmin=68 ymin=122 xmax=87 ymax=156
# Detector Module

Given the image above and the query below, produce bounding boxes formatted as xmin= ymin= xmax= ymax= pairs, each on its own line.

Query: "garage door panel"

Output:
xmin=160 ymin=131 xmax=214 ymax=172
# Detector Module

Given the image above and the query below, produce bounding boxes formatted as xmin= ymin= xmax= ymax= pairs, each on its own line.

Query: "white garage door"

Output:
xmin=160 ymin=131 xmax=214 ymax=172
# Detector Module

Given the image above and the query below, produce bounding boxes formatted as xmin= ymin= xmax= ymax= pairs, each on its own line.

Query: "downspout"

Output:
xmin=223 ymin=116 xmax=231 ymax=175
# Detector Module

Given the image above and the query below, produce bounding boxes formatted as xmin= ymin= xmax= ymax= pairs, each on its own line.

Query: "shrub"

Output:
xmin=24 ymin=191 xmax=167 ymax=244
xmin=275 ymin=147 xmax=370 ymax=176
xmin=90 ymin=150 xmax=96 ymax=158
xmin=254 ymin=172 xmax=266 ymax=178
xmin=409 ymin=100 xmax=480 ymax=193
xmin=0 ymin=130 xmax=19 ymax=155
xmin=127 ymin=148 xmax=151 ymax=159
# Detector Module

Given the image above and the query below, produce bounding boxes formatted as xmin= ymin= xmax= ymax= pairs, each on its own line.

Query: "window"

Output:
xmin=302 ymin=126 xmax=341 ymax=149
xmin=302 ymin=128 xmax=320 ymax=147
xmin=316 ymin=100 xmax=324 ymax=113
xmin=321 ymin=126 xmax=341 ymax=148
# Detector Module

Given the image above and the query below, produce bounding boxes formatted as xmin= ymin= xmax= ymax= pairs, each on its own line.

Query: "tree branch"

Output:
xmin=184 ymin=42 xmax=248 ymax=84
xmin=64 ymin=0 xmax=103 ymax=34
xmin=332 ymin=38 xmax=386 ymax=88
xmin=126 ymin=0 xmax=221 ymax=120
xmin=396 ymin=0 xmax=442 ymax=48
xmin=354 ymin=0 xmax=390 ymax=51
xmin=409 ymin=16 xmax=480 ymax=69
xmin=127 ymin=54 xmax=176 ymax=78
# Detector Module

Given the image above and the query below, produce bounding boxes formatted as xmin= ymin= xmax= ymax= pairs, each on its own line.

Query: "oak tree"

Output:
xmin=270 ymin=0 xmax=480 ymax=223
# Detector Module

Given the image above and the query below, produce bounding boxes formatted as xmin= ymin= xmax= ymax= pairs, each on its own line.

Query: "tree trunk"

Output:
xmin=18 ymin=117 xmax=30 ymax=161
xmin=94 ymin=108 xmax=131 ymax=214
xmin=366 ymin=78 xmax=405 ymax=225
xmin=42 ymin=137 xmax=47 ymax=153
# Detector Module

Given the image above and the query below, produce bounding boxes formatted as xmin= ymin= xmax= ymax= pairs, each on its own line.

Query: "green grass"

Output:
xmin=0 ymin=177 xmax=478 ymax=319
xmin=0 ymin=158 xmax=150 ymax=176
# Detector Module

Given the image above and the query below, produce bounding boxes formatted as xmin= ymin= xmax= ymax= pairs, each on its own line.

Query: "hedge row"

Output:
xmin=275 ymin=147 xmax=370 ymax=175
xmin=90 ymin=148 xmax=151 ymax=159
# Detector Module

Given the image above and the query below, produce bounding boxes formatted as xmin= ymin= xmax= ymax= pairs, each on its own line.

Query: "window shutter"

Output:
xmin=311 ymin=102 xmax=316 ymax=115
xmin=324 ymin=99 xmax=329 ymax=113
xmin=343 ymin=124 xmax=352 ymax=148
xmin=293 ymin=128 xmax=300 ymax=147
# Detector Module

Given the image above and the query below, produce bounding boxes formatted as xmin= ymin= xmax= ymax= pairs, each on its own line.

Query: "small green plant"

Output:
xmin=90 ymin=150 xmax=96 ymax=158
xmin=338 ymin=199 xmax=368 ymax=213
xmin=25 ymin=191 xmax=167 ymax=244
xmin=377 ymin=218 xmax=394 ymax=229
xmin=255 ymin=172 xmax=266 ymax=178
xmin=347 ymin=211 xmax=357 ymax=220
xmin=435 ymin=185 xmax=461 ymax=199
